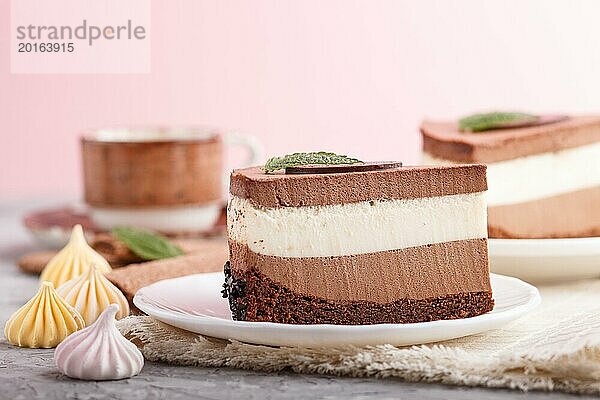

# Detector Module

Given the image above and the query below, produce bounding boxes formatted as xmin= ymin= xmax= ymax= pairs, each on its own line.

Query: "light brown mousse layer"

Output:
xmin=488 ymin=186 xmax=600 ymax=238
xmin=230 ymin=164 xmax=487 ymax=208
xmin=229 ymin=239 xmax=491 ymax=303
xmin=421 ymin=115 xmax=600 ymax=163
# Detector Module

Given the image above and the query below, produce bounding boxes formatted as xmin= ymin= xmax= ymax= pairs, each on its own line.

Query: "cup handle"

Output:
xmin=222 ymin=133 xmax=263 ymax=195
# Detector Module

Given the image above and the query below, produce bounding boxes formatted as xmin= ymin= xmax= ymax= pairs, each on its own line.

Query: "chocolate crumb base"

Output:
xmin=222 ymin=263 xmax=494 ymax=325
xmin=222 ymin=261 xmax=248 ymax=320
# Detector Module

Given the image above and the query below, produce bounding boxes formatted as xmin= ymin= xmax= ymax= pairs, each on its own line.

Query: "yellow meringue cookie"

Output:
xmin=4 ymin=281 xmax=85 ymax=348
xmin=40 ymin=224 xmax=111 ymax=288
xmin=57 ymin=264 xmax=129 ymax=325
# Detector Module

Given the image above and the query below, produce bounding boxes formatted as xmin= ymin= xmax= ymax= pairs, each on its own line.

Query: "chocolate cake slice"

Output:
xmin=223 ymin=163 xmax=493 ymax=325
xmin=421 ymin=115 xmax=600 ymax=238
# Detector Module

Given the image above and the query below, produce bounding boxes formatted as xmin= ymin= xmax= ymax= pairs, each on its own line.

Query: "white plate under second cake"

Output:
xmin=489 ymin=237 xmax=600 ymax=283
xmin=133 ymin=272 xmax=540 ymax=348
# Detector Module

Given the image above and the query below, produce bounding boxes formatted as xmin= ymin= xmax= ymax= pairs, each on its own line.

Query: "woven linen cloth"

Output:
xmin=117 ymin=279 xmax=600 ymax=395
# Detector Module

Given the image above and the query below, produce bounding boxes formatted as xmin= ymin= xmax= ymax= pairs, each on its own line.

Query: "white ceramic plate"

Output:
xmin=489 ymin=237 xmax=600 ymax=283
xmin=134 ymin=272 xmax=540 ymax=347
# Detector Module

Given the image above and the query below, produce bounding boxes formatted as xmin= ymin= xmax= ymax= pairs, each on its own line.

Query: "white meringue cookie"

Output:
xmin=54 ymin=304 xmax=144 ymax=380
xmin=57 ymin=264 xmax=129 ymax=326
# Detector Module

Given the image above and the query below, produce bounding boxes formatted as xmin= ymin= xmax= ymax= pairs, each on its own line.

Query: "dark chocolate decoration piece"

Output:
xmin=286 ymin=161 xmax=403 ymax=174
xmin=500 ymin=114 xmax=569 ymax=130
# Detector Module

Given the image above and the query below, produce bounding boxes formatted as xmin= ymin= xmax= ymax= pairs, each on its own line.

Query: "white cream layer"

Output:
xmin=228 ymin=193 xmax=487 ymax=258
xmin=422 ymin=141 xmax=600 ymax=207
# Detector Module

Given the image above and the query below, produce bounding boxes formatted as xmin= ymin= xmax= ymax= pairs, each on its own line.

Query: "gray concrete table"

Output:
xmin=0 ymin=199 xmax=591 ymax=400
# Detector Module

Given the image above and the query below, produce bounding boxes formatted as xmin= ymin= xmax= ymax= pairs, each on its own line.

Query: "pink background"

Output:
xmin=3 ymin=1 xmax=600 ymax=198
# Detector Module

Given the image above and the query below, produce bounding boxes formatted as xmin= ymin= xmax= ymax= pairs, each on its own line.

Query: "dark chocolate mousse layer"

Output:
xmin=230 ymin=164 xmax=487 ymax=208
xmin=229 ymin=239 xmax=490 ymax=303
xmin=488 ymin=187 xmax=600 ymax=238
xmin=421 ymin=115 xmax=600 ymax=163
xmin=223 ymin=262 xmax=494 ymax=325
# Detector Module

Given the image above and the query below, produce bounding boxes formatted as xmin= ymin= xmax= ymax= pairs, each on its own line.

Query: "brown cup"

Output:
xmin=81 ymin=127 xmax=260 ymax=233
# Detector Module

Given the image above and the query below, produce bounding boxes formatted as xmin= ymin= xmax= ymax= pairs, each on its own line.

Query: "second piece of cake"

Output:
xmin=421 ymin=114 xmax=600 ymax=238
xmin=224 ymin=161 xmax=493 ymax=325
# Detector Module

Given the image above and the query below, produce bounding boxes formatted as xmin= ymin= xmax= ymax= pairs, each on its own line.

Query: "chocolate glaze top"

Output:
xmin=421 ymin=115 xmax=600 ymax=163
xmin=230 ymin=164 xmax=487 ymax=208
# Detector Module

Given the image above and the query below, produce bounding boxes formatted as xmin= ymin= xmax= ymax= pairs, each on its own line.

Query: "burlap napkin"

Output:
xmin=106 ymin=239 xmax=228 ymax=304
xmin=116 ymin=278 xmax=600 ymax=395
xmin=18 ymin=235 xmax=227 ymax=275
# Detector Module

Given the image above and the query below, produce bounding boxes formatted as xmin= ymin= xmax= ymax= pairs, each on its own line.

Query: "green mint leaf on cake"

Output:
xmin=263 ymin=152 xmax=362 ymax=173
xmin=459 ymin=112 xmax=538 ymax=132
xmin=112 ymin=227 xmax=184 ymax=260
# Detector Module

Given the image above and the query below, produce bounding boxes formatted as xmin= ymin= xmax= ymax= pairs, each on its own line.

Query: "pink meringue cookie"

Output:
xmin=54 ymin=304 xmax=143 ymax=380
